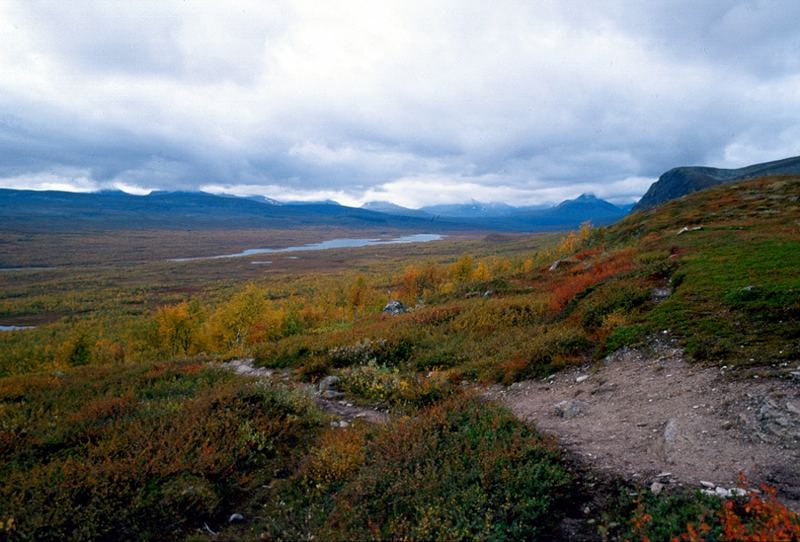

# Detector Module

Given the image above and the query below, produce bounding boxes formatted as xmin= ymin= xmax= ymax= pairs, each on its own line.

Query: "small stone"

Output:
xmin=663 ymin=419 xmax=679 ymax=444
xmin=656 ymin=472 xmax=672 ymax=478
xmin=650 ymin=481 xmax=664 ymax=495
xmin=554 ymin=399 xmax=589 ymax=418
xmin=228 ymin=513 xmax=244 ymax=523
xmin=700 ymin=480 xmax=715 ymax=489
xmin=576 ymin=375 xmax=589 ymax=384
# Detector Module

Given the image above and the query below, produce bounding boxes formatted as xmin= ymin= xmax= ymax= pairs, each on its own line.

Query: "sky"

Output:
xmin=1 ymin=1 xmax=799 ymax=208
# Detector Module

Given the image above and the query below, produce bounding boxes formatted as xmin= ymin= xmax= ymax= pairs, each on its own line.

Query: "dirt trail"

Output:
xmin=484 ymin=339 xmax=800 ymax=507
xmin=222 ymin=358 xmax=389 ymax=425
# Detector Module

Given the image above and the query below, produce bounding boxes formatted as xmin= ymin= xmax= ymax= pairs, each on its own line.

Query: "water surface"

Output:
xmin=172 ymin=233 xmax=443 ymax=262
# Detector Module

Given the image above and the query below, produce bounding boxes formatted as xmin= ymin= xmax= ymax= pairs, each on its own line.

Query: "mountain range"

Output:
xmin=0 ymin=189 xmax=628 ymax=233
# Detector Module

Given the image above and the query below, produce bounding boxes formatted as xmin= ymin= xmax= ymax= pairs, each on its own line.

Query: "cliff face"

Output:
xmin=633 ymin=155 xmax=800 ymax=210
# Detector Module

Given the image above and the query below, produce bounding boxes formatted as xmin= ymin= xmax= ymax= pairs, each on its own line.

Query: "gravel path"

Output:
xmin=484 ymin=339 xmax=800 ymax=507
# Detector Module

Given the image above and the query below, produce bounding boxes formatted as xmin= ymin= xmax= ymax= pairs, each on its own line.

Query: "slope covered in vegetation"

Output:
xmin=1 ymin=175 xmax=799 ymax=540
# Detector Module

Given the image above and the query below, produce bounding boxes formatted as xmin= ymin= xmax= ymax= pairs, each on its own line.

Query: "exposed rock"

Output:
xmin=320 ymin=389 xmax=344 ymax=400
xmin=554 ymin=399 xmax=589 ymax=418
xmin=318 ymin=375 xmax=340 ymax=393
xmin=482 ymin=290 xmax=495 ymax=298
xmin=228 ymin=513 xmax=244 ymax=523
xmin=677 ymin=225 xmax=703 ymax=235
xmin=715 ymin=487 xmax=732 ymax=498
xmin=663 ymin=418 xmax=680 ymax=445
xmin=575 ymin=375 xmax=589 ymax=384
xmin=650 ymin=481 xmax=664 ymax=495
xmin=742 ymin=395 xmax=800 ymax=445
xmin=383 ymin=300 xmax=406 ymax=315
xmin=651 ymin=287 xmax=672 ymax=301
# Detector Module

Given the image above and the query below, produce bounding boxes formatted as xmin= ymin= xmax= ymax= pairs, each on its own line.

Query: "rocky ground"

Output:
xmin=484 ymin=338 xmax=800 ymax=509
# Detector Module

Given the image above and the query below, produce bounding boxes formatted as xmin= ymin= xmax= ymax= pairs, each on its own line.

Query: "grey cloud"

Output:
xmin=0 ymin=1 xmax=798 ymax=205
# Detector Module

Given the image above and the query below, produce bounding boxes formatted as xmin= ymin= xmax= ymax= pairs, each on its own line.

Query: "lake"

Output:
xmin=171 ymin=233 xmax=444 ymax=262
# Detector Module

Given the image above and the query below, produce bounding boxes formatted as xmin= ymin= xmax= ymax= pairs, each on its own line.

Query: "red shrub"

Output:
xmin=548 ymin=249 xmax=636 ymax=313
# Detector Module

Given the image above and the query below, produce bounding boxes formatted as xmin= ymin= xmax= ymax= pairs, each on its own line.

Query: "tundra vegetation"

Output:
xmin=1 ymin=176 xmax=799 ymax=540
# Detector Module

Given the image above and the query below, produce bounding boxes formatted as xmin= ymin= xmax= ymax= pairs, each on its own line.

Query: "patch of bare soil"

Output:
xmin=484 ymin=338 xmax=800 ymax=508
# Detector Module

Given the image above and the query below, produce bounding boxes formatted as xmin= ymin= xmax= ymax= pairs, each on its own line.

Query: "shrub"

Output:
xmin=323 ymin=397 xmax=571 ymax=541
xmin=500 ymin=325 xmax=590 ymax=383
xmin=262 ymin=397 xmax=572 ymax=541
xmin=548 ymin=249 xmax=637 ymax=313
xmin=328 ymin=337 xmax=413 ymax=368
xmin=604 ymin=324 xmax=646 ymax=353
xmin=0 ymin=361 xmax=324 ymax=541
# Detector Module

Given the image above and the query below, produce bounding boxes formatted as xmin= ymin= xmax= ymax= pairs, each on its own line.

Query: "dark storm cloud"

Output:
xmin=0 ymin=1 xmax=798 ymax=206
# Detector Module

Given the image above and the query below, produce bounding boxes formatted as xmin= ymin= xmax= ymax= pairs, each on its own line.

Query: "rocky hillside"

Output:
xmin=633 ymin=155 xmax=800 ymax=210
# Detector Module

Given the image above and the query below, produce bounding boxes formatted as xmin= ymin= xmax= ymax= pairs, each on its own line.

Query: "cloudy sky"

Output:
xmin=1 ymin=1 xmax=799 ymax=207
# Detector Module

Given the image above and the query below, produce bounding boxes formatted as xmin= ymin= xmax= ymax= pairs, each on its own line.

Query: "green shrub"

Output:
xmin=604 ymin=324 xmax=646 ymax=353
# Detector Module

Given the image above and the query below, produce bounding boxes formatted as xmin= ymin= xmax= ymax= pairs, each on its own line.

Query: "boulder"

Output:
xmin=383 ymin=300 xmax=406 ymax=315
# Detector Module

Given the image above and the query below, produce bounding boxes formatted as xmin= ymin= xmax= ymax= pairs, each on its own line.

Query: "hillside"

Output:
xmin=1 ymin=175 xmax=798 ymax=540
xmin=633 ymin=154 xmax=800 ymax=210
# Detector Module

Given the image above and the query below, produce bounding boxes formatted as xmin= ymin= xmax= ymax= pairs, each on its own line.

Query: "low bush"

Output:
xmin=337 ymin=360 xmax=453 ymax=408
xmin=260 ymin=396 xmax=573 ymax=541
xmin=0 ymin=361 xmax=324 ymax=541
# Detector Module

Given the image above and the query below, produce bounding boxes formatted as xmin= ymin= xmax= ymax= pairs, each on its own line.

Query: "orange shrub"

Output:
xmin=718 ymin=483 xmax=800 ymax=541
